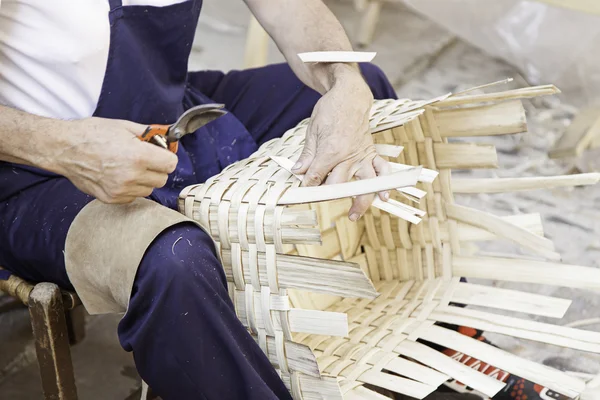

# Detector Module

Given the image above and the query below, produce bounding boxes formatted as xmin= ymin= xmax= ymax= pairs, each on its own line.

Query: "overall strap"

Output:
xmin=109 ymin=0 xmax=123 ymax=11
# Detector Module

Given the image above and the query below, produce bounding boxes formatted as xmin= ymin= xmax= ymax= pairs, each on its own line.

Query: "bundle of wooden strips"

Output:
xmin=178 ymin=83 xmax=600 ymax=400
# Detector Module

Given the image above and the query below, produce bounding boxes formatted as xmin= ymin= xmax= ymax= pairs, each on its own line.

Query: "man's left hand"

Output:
xmin=292 ymin=73 xmax=391 ymax=222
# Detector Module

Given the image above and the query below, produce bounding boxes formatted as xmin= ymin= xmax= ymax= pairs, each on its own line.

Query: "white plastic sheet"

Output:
xmin=403 ymin=0 xmax=600 ymax=104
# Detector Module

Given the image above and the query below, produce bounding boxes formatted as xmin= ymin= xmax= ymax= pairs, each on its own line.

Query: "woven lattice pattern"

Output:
xmin=179 ymin=84 xmax=600 ymax=399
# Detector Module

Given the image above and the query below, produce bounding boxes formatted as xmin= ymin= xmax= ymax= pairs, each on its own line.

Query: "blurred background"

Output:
xmin=2 ymin=0 xmax=600 ymax=398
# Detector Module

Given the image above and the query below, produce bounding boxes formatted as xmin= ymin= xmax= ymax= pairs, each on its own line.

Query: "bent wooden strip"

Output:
xmin=270 ymin=156 xmax=425 ymax=223
xmin=419 ymin=325 xmax=585 ymax=398
xmin=277 ymin=166 xmax=421 ymax=205
xmin=453 ymin=256 xmax=600 ymax=290
xmin=452 ymin=173 xmax=600 ymax=193
xmin=457 ymin=213 xmax=543 ymax=241
xmin=446 ymin=203 xmax=560 ymax=261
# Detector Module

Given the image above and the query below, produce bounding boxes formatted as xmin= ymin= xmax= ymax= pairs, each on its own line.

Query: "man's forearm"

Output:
xmin=0 ymin=105 xmax=66 ymax=171
xmin=246 ymin=0 xmax=368 ymax=95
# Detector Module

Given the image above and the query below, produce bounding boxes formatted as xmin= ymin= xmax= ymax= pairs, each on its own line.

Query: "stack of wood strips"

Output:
xmin=178 ymin=83 xmax=600 ymax=399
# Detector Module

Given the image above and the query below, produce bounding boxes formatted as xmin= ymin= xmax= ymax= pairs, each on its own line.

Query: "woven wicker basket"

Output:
xmin=178 ymin=83 xmax=600 ymax=400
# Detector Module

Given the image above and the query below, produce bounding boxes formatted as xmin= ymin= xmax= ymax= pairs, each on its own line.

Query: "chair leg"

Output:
xmin=65 ymin=306 xmax=86 ymax=346
xmin=29 ymin=283 xmax=78 ymax=400
xmin=357 ymin=0 xmax=383 ymax=48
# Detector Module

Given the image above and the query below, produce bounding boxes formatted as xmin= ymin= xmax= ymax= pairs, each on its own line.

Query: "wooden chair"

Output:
xmin=0 ymin=268 xmax=156 ymax=400
xmin=0 ymin=269 xmax=83 ymax=399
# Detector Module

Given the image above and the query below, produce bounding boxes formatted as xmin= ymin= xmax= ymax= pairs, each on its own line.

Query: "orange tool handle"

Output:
xmin=140 ymin=125 xmax=179 ymax=153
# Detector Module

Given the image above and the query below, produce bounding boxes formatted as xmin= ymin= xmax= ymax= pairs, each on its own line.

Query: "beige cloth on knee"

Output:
xmin=64 ymin=198 xmax=201 ymax=314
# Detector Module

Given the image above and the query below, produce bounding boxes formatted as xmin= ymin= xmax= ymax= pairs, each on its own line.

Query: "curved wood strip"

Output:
xmin=446 ymin=203 xmax=560 ymax=261
xmin=452 ymin=173 xmax=600 ymax=193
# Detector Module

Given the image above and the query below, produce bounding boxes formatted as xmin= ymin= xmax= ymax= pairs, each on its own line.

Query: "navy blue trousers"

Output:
xmin=0 ymin=63 xmax=396 ymax=400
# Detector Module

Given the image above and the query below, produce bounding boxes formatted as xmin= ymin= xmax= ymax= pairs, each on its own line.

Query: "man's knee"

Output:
xmin=138 ymin=222 xmax=227 ymax=294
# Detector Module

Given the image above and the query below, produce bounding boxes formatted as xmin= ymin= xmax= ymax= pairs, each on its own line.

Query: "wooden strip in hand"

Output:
xmin=273 ymin=160 xmax=421 ymax=205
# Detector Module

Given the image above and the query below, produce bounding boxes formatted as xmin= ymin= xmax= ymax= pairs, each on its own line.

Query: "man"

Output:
xmin=0 ymin=1 xmax=566 ymax=399
xmin=0 ymin=1 xmax=394 ymax=399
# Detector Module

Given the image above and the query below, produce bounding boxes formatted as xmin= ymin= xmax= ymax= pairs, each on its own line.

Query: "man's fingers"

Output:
xmin=324 ymin=162 xmax=352 ymax=185
xmin=373 ymin=155 xmax=392 ymax=201
xmin=140 ymin=144 xmax=179 ymax=174
xmin=292 ymin=130 xmax=317 ymax=174
xmin=136 ymin=170 xmax=170 ymax=189
xmin=348 ymin=164 xmax=377 ymax=221
xmin=302 ymin=155 xmax=339 ymax=187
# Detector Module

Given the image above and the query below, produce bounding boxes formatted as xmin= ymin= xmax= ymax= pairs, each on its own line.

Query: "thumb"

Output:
xmin=292 ymin=132 xmax=317 ymax=174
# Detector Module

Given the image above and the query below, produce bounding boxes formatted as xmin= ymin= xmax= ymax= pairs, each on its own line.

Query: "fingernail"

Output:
xmin=349 ymin=213 xmax=360 ymax=222
xmin=383 ymin=192 xmax=390 ymax=201
xmin=292 ymin=162 xmax=302 ymax=171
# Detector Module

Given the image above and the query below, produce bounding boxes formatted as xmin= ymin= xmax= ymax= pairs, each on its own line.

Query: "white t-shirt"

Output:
xmin=0 ymin=0 xmax=187 ymax=120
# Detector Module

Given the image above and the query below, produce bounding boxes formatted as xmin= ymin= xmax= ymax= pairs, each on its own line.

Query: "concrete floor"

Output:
xmin=1 ymin=0 xmax=600 ymax=399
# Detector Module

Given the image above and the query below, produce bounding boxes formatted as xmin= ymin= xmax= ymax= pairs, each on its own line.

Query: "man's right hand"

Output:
xmin=51 ymin=117 xmax=178 ymax=204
